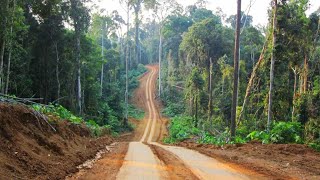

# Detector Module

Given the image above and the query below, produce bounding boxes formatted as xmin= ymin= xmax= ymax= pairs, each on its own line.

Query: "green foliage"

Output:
xmin=309 ymin=142 xmax=320 ymax=152
xmin=270 ymin=121 xmax=303 ymax=144
xmin=164 ymin=116 xmax=200 ymax=143
xmin=128 ymin=104 xmax=145 ymax=120
xmin=86 ymin=120 xmax=111 ymax=137
xmin=162 ymin=102 xmax=185 ymax=117
xmin=31 ymin=104 xmax=114 ymax=137
xmin=128 ymin=64 xmax=147 ymax=96
xmin=247 ymin=131 xmax=270 ymax=144
xmin=246 ymin=121 xmax=303 ymax=144
xmin=32 ymin=104 xmax=83 ymax=124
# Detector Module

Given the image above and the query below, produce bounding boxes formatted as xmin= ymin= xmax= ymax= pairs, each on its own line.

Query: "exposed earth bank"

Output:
xmin=0 ymin=103 xmax=113 ymax=179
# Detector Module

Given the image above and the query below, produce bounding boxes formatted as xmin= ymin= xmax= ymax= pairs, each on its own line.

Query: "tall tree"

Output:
xmin=231 ymin=0 xmax=241 ymax=137
xmin=0 ymin=0 xmax=9 ymax=93
xmin=154 ymin=0 xmax=180 ymax=97
xmin=129 ymin=0 xmax=156 ymax=67
xmin=120 ymin=0 xmax=131 ymax=125
xmin=69 ymin=0 xmax=90 ymax=114
xmin=267 ymin=0 xmax=278 ymax=131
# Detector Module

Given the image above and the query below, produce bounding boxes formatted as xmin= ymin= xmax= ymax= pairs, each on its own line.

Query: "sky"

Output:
xmin=96 ymin=0 xmax=320 ymax=27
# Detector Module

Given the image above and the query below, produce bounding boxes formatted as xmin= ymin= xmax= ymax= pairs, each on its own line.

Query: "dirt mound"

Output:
xmin=0 ymin=103 xmax=113 ymax=179
xmin=177 ymin=142 xmax=320 ymax=179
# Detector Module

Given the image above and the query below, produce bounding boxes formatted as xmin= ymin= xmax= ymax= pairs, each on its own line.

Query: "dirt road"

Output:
xmin=68 ymin=65 xmax=254 ymax=180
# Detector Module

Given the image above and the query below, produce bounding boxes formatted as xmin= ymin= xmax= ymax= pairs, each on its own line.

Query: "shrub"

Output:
xmin=247 ymin=130 xmax=270 ymax=144
xmin=166 ymin=116 xmax=200 ymax=143
xmin=246 ymin=121 xmax=303 ymax=144
xmin=270 ymin=121 xmax=303 ymax=144
xmin=128 ymin=104 xmax=144 ymax=120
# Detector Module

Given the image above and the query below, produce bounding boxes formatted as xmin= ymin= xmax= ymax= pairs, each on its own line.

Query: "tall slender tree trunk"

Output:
xmin=124 ymin=2 xmax=130 ymax=125
xmin=76 ymin=33 xmax=82 ymax=114
xmin=5 ymin=0 xmax=15 ymax=95
xmin=0 ymin=40 xmax=5 ymax=93
xmin=100 ymin=25 xmax=104 ymax=96
xmin=0 ymin=0 xmax=8 ymax=93
xmin=208 ymin=58 xmax=213 ymax=128
xmin=195 ymin=95 xmax=198 ymax=128
xmin=158 ymin=27 xmax=162 ymax=97
xmin=231 ymin=0 xmax=241 ymax=138
xmin=134 ymin=1 xmax=141 ymax=67
xmin=291 ymin=66 xmax=298 ymax=121
xmin=54 ymin=42 xmax=61 ymax=102
xmin=303 ymin=54 xmax=308 ymax=93
xmin=267 ymin=0 xmax=278 ymax=131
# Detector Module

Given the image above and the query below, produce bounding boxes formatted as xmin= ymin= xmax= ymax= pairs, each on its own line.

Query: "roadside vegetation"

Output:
xmin=158 ymin=1 xmax=320 ymax=151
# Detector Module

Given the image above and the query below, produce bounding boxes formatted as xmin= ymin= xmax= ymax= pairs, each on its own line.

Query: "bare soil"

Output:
xmin=66 ymin=142 xmax=129 ymax=180
xmin=148 ymin=144 xmax=199 ymax=180
xmin=176 ymin=141 xmax=320 ymax=180
xmin=0 ymin=103 xmax=113 ymax=180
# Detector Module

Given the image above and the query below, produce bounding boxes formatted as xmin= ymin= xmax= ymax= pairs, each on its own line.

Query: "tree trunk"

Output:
xmin=267 ymin=0 xmax=278 ymax=131
xmin=134 ymin=1 xmax=141 ymax=67
xmin=0 ymin=39 xmax=5 ymax=93
xmin=54 ymin=42 xmax=61 ymax=102
xmin=291 ymin=66 xmax=298 ymax=121
xmin=0 ymin=0 xmax=8 ymax=93
xmin=208 ymin=58 xmax=213 ymax=128
xmin=195 ymin=95 xmax=198 ymax=128
xmin=231 ymin=0 xmax=241 ymax=138
xmin=76 ymin=33 xmax=82 ymax=114
xmin=124 ymin=2 xmax=130 ymax=125
xmin=158 ymin=27 xmax=162 ymax=97
xmin=100 ymin=25 xmax=104 ymax=96
xmin=303 ymin=54 xmax=308 ymax=93
xmin=5 ymin=0 xmax=16 ymax=95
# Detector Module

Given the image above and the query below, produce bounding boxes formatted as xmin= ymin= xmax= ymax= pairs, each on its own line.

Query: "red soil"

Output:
xmin=0 ymin=103 xmax=113 ymax=179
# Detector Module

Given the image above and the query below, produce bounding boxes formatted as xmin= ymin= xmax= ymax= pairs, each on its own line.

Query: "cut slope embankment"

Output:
xmin=0 ymin=103 xmax=113 ymax=180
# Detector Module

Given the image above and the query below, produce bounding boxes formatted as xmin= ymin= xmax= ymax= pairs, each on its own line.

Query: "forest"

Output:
xmin=0 ymin=0 xmax=320 ymax=149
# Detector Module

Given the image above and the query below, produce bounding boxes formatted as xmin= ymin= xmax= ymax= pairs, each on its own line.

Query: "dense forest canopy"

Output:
xmin=0 ymin=0 xmax=319 ymax=148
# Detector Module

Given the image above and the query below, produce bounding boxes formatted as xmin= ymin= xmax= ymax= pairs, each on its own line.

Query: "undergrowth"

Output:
xmin=164 ymin=116 xmax=320 ymax=150
xmin=128 ymin=104 xmax=144 ymax=120
xmin=32 ymin=104 xmax=112 ymax=137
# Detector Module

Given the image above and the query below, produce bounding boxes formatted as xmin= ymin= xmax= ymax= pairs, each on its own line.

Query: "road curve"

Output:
xmin=116 ymin=66 xmax=167 ymax=180
xmin=117 ymin=65 xmax=250 ymax=180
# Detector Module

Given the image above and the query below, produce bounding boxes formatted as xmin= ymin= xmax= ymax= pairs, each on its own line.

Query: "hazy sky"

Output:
xmin=98 ymin=0 xmax=320 ymax=27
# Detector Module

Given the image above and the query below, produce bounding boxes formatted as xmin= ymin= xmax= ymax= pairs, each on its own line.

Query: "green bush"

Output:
xmin=128 ymin=64 xmax=147 ymax=95
xmin=270 ymin=121 xmax=303 ymax=143
xmin=86 ymin=120 xmax=111 ymax=137
xmin=128 ymin=104 xmax=145 ymax=120
xmin=247 ymin=130 xmax=270 ymax=144
xmin=246 ymin=121 xmax=303 ymax=144
xmin=32 ymin=104 xmax=83 ymax=124
xmin=165 ymin=116 xmax=200 ymax=143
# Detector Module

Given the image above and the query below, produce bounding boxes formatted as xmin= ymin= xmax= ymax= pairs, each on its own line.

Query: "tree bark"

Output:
xmin=267 ymin=0 xmax=278 ymax=131
xmin=208 ymin=58 xmax=213 ymax=128
xmin=0 ymin=0 xmax=8 ymax=93
xmin=54 ymin=42 xmax=61 ymax=102
xmin=158 ymin=27 xmax=162 ymax=97
xmin=5 ymin=0 xmax=16 ymax=95
xmin=124 ymin=1 xmax=130 ymax=125
xmin=0 ymin=39 xmax=5 ymax=93
xmin=303 ymin=54 xmax=308 ymax=93
xmin=291 ymin=66 xmax=298 ymax=121
xmin=100 ymin=24 xmax=104 ymax=96
xmin=134 ymin=1 xmax=141 ymax=67
xmin=76 ymin=33 xmax=82 ymax=114
xmin=231 ymin=0 xmax=241 ymax=138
